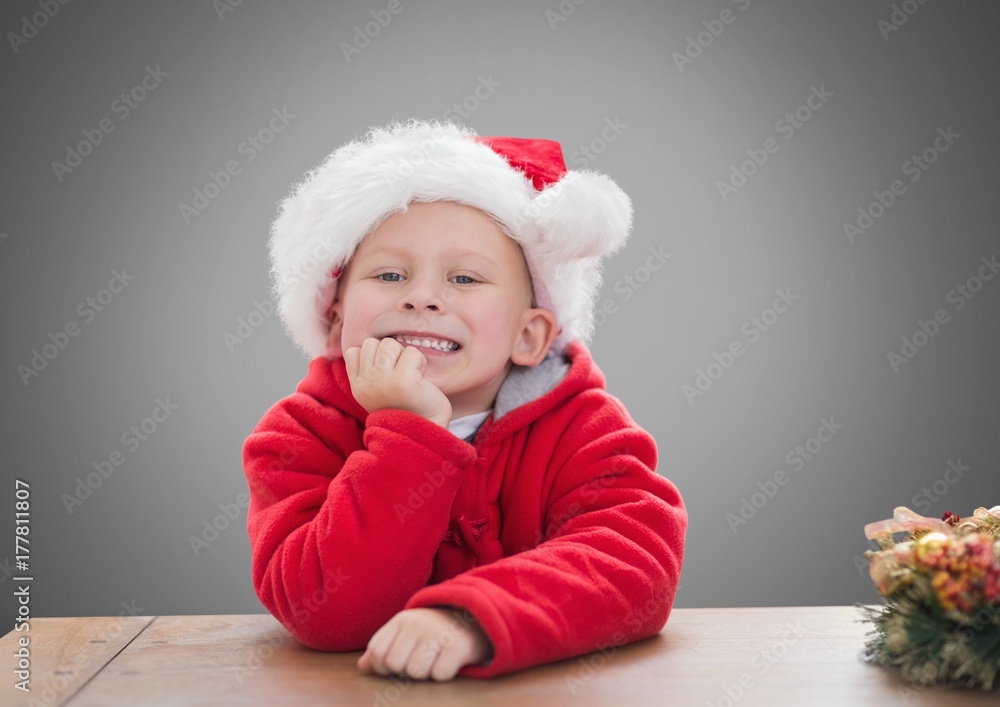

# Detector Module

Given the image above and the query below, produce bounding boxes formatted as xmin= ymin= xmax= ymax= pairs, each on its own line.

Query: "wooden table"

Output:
xmin=2 ymin=606 xmax=996 ymax=706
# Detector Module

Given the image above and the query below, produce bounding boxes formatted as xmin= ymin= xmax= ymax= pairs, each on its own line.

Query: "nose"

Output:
xmin=399 ymin=275 xmax=445 ymax=312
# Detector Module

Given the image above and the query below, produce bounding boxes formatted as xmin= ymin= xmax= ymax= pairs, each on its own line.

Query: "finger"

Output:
xmin=395 ymin=345 xmax=427 ymax=377
xmin=356 ymin=651 xmax=372 ymax=673
xmin=382 ymin=627 xmax=422 ymax=678
xmin=374 ymin=337 xmax=403 ymax=373
xmin=358 ymin=337 xmax=381 ymax=377
xmin=363 ymin=622 xmax=399 ymax=677
xmin=427 ymin=640 xmax=465 ymax=682
xmin=410 ymin=637 xmax=444 ymax=681
xmin=343 ymin=346 xmax=360 ymax=380
xmin=355 ymin=338 xmax=386 ymax=389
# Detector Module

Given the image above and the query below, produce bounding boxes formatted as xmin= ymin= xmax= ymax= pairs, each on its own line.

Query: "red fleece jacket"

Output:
xmin=242 ymin=340 xmax=687 ymax=678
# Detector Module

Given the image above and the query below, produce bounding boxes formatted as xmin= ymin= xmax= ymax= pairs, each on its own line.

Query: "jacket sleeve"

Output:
xmin=403 ymin=392 xmax=687 ymax=678
xmin=243 ymin=393 xmax=479 ymax=651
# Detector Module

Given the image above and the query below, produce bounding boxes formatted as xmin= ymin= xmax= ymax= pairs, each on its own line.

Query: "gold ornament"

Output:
xmin=914 ymin=531 xmax=948 ymax=563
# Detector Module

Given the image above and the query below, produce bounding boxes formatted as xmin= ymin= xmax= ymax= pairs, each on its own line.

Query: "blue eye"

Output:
xmin=377 ymin=273 xmax=402 ymax=282
xmin=453 ymin=275 xmax=476 ymax=284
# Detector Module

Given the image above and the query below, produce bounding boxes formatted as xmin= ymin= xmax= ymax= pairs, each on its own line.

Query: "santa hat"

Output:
xmin=267 ymin=119 xmax=633 ymax=360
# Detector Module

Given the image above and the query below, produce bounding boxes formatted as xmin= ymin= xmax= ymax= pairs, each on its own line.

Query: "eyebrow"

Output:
xmin=359 ymin=244 xmax=501 ymax=270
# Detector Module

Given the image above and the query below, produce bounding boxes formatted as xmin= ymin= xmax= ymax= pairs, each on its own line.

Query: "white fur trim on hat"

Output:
xmin=268 ymin=119 xmax=633 ymax=359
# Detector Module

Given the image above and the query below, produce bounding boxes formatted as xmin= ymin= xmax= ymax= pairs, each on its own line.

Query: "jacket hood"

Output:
xmin=295 ymin=339 xmax=606 ymax=444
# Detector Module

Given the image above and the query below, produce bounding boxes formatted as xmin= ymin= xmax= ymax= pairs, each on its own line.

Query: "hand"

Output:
xmin=357 ymin=607 xmax=493 ymax=681
xmin=344 ymin=337 xmax=452 ymax=427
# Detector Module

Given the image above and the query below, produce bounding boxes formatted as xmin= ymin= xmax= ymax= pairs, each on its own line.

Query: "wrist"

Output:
xmin=365 ymin=407 xmax=450 ymax=430
xmin=427 ymin=414 xmax=450 ymax=428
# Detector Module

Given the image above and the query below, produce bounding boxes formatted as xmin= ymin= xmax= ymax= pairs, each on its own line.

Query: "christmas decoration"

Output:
xmin=860 ymin=505 xmax=1000 ymax=690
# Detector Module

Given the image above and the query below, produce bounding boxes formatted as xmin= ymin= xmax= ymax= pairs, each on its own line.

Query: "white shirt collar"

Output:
xmin=447 ymin=409 xmax=492 ymax=441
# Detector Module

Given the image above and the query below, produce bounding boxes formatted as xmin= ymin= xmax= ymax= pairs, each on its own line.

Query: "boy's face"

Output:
xmin=326 ymin=201 xmax=558 ymax=418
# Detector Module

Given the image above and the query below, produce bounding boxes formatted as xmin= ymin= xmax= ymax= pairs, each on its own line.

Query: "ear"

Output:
xmin=324 ymin=294 xmax=345 ymax=359
xmin=511 ymin=308 xmax=559 ymax=367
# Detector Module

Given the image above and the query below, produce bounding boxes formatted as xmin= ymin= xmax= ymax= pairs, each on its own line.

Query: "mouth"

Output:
xmin=386 ymin=333 xmax=462 ymax=353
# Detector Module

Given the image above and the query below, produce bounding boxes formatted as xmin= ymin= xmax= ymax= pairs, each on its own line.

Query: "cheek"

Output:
xmin=465 ymin=301 xmax=519 ymax=342
xmin=339 ymin=290 xmax=393 ymax=342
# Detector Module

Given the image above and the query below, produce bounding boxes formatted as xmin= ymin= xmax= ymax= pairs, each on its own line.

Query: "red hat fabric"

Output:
xmin=470 ymin=135 xmax=568 ymax=190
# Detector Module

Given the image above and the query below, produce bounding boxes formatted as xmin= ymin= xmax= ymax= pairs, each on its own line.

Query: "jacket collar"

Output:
xmin=493 ymin=349 xmax=572 ymax=421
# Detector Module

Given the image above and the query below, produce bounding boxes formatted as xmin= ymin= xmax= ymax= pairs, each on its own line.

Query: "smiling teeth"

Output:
xmin=393 ymin=336 xmax=459 ymax=351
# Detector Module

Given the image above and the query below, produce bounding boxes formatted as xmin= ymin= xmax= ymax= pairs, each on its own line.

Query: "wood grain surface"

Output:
xmin=3 ymin=607 xmax=997 ymax=706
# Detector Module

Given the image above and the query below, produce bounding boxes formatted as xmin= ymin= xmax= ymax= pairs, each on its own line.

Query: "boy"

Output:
xmin=243 ymin=119 xmax=687 ymax=681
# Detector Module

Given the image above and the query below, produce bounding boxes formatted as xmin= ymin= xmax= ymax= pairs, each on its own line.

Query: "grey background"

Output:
xmin=1 ymin=0 xmax=998 ymax=625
